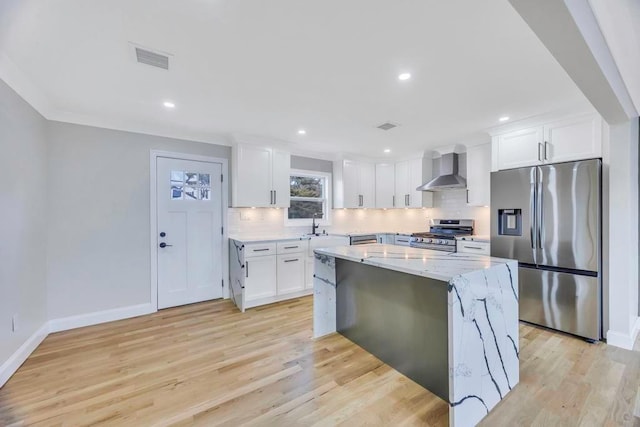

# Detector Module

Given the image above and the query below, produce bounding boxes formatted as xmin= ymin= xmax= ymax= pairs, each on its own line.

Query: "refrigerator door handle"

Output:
xmin=530 ymin=180 xmax=537 ymax=251
xmin=537 ymin=180 xmax=544 ymax=249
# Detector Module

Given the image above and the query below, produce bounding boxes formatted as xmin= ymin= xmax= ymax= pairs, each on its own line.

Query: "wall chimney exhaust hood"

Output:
xmin=416 ymin=152 xmax=466 ymax=191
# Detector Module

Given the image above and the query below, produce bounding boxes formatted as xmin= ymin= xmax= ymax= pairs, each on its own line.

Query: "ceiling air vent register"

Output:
xmin=377 ymin=122 xmax=398 ymax=131
xmin=135 ymin=47 xmax=169 ymax=70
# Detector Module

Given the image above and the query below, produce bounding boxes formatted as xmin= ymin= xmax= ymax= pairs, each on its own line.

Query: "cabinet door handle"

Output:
xmin=538 ymin=143 xmax=543 ymax=162
xmin=392 ymin=195 xmax=395 ymax=207
xmin=359 ymin=195 xmax=363 ymax=207
xmin=245 ymin=261 xmax=249 ymax=277
xmin=544 ymin=141 xmax=549 ymax=160
xmin=252 ymin=248 xmax=270 ymax=252
xmin=274 ymin=190 xmax=277 ymax=205
xmin=284 ymin=245 xmax=299 ymax=249
xmin=466 ymin=189 xmax=469 ymax=204
xmin=284 ymin=258 xmax=299 ymax=263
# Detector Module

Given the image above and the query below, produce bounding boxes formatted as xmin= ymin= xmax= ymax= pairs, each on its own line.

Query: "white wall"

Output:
xmin=46 ymin=122 xmax=231 ymax=320
xmin=605 ymin=118 xmax=640 ymax=348
xmin=0 ymin=79 xmax=48 ymax=367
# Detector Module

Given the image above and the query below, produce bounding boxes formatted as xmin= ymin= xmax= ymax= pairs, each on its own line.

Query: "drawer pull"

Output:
xmin=284 ymin=258 xmax=299 ymax=263
xmin=464 ymin=246 xmax=484 ymax=250
xmin=284 ymin=246 xmax=299 ymax=249
xmin=252 ymin=248 xmax=270 ymax=252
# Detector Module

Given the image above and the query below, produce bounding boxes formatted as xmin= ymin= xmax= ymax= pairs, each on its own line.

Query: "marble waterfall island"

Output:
xmin=313 ymin=244 xmax=519 ymax=427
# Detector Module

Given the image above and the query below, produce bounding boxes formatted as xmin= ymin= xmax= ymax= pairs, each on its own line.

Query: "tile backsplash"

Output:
xmin=228 ymin=189 xmax=489 ymax=237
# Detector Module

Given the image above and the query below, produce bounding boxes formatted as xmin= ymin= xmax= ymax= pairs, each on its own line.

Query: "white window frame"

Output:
xmin=285 ymin=169 xmax=332 ymax=227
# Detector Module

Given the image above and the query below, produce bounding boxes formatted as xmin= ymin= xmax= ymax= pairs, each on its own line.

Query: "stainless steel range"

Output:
xmin=409 ymin=219 xmax=474 ymax=252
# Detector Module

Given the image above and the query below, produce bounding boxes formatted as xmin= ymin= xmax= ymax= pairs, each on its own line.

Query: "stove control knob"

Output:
xmin=439 ymin=239 xmax=446 ymax=244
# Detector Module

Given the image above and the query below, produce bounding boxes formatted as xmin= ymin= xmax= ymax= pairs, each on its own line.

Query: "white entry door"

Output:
xmin=157 ymin=157 xmax=223 ymax=309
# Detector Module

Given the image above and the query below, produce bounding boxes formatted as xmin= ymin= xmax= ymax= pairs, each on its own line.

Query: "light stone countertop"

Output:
xmin=229 ymin=235 xmax=309 ymax=244
xmin=314 ymin=243 xmax=513 ymax=282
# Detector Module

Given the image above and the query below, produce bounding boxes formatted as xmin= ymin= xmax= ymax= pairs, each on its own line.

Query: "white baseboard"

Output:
xmin=606 ymin=317 xmax=640 ymax=350
xmin=49 ymin=303 xmax=155 ymax=333
xmin=0 ymin=322 xmax=49 ymax=388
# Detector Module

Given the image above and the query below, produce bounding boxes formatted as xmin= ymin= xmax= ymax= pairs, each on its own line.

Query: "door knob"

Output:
xmin=159 ymin=242 xmax=173 ymax=248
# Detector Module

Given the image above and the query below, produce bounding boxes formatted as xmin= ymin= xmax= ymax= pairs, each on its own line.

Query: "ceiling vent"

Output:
xmin=135 ymin=47 xmax=169 ymax=70
xmin=377 ymin=122 xmax=398 ymax=131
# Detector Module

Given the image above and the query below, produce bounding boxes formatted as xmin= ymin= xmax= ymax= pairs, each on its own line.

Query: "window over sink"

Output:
xmin=285 ymin=169 xmax=331 ymax=226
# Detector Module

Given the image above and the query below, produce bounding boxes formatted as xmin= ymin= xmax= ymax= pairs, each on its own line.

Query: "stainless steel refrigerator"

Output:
xmin=491 ymin=159 xmax=601 ymax=341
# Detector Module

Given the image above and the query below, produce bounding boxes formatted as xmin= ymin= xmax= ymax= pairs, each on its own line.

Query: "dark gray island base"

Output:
xmin=313 ymin=244 xmax=519 ymax=427
xmin=336 ymin=258 xmax=449 ymax=400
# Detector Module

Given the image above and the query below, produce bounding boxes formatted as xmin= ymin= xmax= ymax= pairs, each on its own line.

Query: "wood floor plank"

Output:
xmin=1 ymin=296 xmax=639 ymax=426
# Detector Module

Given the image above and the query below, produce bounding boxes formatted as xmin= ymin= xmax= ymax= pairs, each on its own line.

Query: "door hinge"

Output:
xmin=221 ymin=226 xmax=224 ymax=235
xmin=221 ymin=174 xmax=224 ymax=182
xmin=221 ymin=279 xmax=224 ymax=288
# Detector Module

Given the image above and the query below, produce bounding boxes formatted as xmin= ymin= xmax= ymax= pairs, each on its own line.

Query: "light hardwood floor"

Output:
xmin=0 ymin=296 xmax=639 ymax=426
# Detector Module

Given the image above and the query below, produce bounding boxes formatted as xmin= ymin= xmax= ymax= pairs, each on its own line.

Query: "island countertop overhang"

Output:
xmin=314 ymin=243 xmax=515 ymax=282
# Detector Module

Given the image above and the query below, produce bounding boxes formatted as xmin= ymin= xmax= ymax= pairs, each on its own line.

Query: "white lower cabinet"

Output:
xmin=377 ymin=233 xmax=395 ymax=244
xmin=234 ymin=239 xmax=310 ymax=311
xmin=394 ymin=234 xmax=411 ymax=246
xmin=277 ymin=254 xmax=305 ymax=294
xmin=244 ymin=255 xmax=277 ymax=301
xmin=457 ymin=241 xmax=490 ymax=255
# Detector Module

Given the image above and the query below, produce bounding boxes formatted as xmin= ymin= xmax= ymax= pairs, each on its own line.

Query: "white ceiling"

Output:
xmin=0 ymin=0 xmax=592 ymax=158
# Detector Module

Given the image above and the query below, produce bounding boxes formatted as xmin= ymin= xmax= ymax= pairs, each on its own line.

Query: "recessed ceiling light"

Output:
xmin=384 ymin=148 xmax=391 ymax=153
xmin=163 ymin=101 xmax=175 ymax=109
xmin=398 ymin=73 xmax=411 ymax=81
xmin=499 ymin=116 xmax=510 ymax=122
xmin=298 ymin=129 xmax=306 ymax=135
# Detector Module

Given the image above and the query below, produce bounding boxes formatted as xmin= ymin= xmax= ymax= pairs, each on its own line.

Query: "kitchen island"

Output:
xmin=313 ymin=244 xmax=518 ymax=427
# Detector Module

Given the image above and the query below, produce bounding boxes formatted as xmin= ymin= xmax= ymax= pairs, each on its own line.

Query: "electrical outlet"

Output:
xmin=12 ymin=314 xmax=18 ymax=332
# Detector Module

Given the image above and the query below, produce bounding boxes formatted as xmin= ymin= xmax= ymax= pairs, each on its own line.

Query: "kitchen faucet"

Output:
xmin=311 ymin=213 xmax=323 ymax=235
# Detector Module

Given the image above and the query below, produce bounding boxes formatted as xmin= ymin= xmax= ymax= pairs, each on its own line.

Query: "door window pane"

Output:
xmin=184 ymin=186 xmax=198 ymax=200
xmin=171 ymin=186 xmax=183 ymax=200
xmin=200 ymin=187 xmax=211 ymax=201
xmin=171 ymin=171 xmax=184 ymax=184
xmin=198 ymin=173 xmax=211 ymax=186
xmin=185 ymin=173 xmax=198 ymax=185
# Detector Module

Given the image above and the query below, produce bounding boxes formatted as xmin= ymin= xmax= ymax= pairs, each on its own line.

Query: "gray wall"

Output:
xmin=0 ymin=79 xmax=48 ymax=365
xmin=46 ymin=122 xmax=231 ymax=319
xmin=291 ymin=155 xmax=333 ymax=173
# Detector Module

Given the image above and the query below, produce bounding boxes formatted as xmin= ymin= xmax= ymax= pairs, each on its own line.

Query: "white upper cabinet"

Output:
xmin=375 ymin=163 xmax=395 ymax=208
xmin=466 ymin=143 xmax=491 ymax=207
xmin=232 ymin=144 xmax=290 ymax=208
xmin=491 ymin=113 xmax=603 ymax=171
xmin=333 ymin=160 xmax=375 ymax=208
xmin=358 ymin=162 xmax=375 ymax=208
xmin=270 ymin=149 xmax=291 ymax=207
xmin=394 ymin=157 xmax=433 ymax=208
xmin=544 ymin=115 xmax=602 ymax=163
xmin=494 ymin=127 xmax=544 ymax=170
